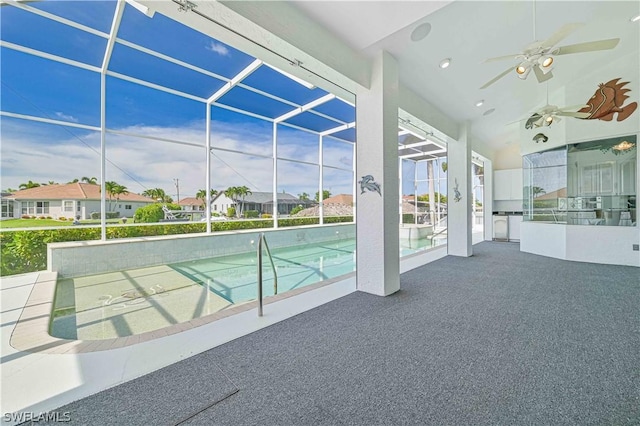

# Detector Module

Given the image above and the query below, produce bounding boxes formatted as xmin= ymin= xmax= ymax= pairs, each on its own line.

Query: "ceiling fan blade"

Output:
xmin=506 ymin=117 xmax=526 ymax=125
xmin=533 ymin=66 xmax=554 ymax=83
xmin=554 ymin=38 xmax=620 ymax=55
xmin=542 ymin=23 xmax=584 ymax=48
xmin=483 ymin=54 xmax=520 ymax=63
xmin=480 ymin=66 xmax=514 ymax=89
xmin=558 ymin=104 xmax=589 ymax=111
xmin=557 ymin=111 xmax=591 ymax=118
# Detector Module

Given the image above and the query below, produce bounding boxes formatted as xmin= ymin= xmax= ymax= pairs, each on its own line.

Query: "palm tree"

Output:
xmin=298 ymin=192 xmax=310 ymax=201
xmin=104 ymin=181 xmax=128 ymax=211
xmin=314 ymin=190 xmax=331 ymax=202
xmin=532 ymin=186 xmax=546 ymax=197
xmin=112 ymin=184 xmax=129 ymax=210
xmin=142 ymin=188 xmax=172 ymax=203
xmin=235 ymin=186 xmax=251 ymax=217
xmin=18 ymin=180 xmax=41 ymax=190
xmin=224 ymin=187 xmax=239 ymax=216
xmin=81 ymin=176 xmax=98 ymax=184
xmin=196 ymin=189 xmax=218 ymax=210
xmin=42 ymin=180 xmax=58 ymax=186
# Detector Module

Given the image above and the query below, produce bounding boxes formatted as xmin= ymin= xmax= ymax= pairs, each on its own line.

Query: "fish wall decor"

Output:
xmin=453 ymin=179 xmax=462 ymax=202
xmin=358 ymin=175 xmax=381 ymax=196
xmin=533 ymin=133 xmax=548 ymax=143
xmin=578 ymin=78 xmax=637 ymax=122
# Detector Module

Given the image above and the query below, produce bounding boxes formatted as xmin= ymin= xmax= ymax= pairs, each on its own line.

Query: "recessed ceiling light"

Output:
xmin=631 ymin=13 xmax=640 ymax=22
xmin=483 ymin=108 xmax=495 ymax=116
xmin=411 ymin=22 xmax=432 ymax=42
xmin=475 ymin=100 xmax=484 ymax=107
xmin=439 ymin=58 xmax=451 ymax=69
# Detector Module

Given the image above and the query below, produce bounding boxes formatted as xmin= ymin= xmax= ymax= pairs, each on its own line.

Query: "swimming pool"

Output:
xmin=50 ymin=235 xmax=443 ymax=340
xmin=171 ymin=239 xmax=356 ymax=304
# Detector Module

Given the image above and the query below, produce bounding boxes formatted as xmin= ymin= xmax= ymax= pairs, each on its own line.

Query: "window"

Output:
xmin=1 ymin=200 xmax=14 ymax=218
xmin=125 ymin=205 xmax=132 ymax=210
xmin=37 ymin=201 xmax=49 ymax=214
xmin=21 ymin=201 xmax=50 ymax=215
xmin=63 ymin=200 xmax=74 ymax=212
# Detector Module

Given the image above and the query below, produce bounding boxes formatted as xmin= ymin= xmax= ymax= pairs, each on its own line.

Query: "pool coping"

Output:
xmin=10 ymin=270 xmax=356 ymax=355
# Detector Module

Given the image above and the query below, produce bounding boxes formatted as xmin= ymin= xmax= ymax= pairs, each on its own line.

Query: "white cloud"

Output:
xmin=54 ymin=112 xmax=79 ymax=123
xmin=0 ymin=118 xmax=353 ymax=198
xmin=206 ymin=41 xmax=229 ymax=56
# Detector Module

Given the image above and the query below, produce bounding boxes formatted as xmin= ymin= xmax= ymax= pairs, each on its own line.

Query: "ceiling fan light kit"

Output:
xmin=539 ymin=55 xmax=553 ymax=68
xmin=516 ymin=63 xmax=532 ymax=79
xmin=480 ymin=20 xmax=620 ymax=89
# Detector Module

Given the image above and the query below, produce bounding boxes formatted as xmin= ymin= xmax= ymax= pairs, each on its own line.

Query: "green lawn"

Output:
xmin=0 ymin=218 xmax=122 ymax=229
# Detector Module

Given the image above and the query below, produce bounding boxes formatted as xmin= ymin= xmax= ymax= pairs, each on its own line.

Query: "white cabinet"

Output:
xmin=619 ymin=159 xmax=636 ymax=195
xmin=494 ymin=169 xmax=523 ymax=200
xmin=508 ymin=215 xmax=523 ymax=241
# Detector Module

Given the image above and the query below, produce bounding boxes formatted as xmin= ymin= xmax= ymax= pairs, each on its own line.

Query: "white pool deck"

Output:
xmin=0 ymin=242 xmax=460 ymax=424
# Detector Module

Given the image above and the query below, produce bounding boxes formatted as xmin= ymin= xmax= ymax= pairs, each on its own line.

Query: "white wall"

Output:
xmin=520 ymin=222 xmax=568 ymax=260
xmin=211 ymin=194 xmax=235 ymax=215
xmin=49 ymin=223 xmax=356 ymax=278
xmin=521 ymin=222 xmax=639 ymax=267
xmin=493 ymin=144 xmax=523 ymax=170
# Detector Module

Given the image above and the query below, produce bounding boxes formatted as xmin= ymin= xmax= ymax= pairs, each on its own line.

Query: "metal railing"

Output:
xmin=256 ymin=232 xmax=278 ymax=317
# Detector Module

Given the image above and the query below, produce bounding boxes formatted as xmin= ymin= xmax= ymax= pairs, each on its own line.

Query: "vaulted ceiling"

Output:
xmin=291 ymin=1 xmax=640 ymax=154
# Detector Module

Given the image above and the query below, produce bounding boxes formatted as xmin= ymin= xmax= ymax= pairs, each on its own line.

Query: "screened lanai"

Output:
xmin=0 ymin=0 xmax=453 ymax=283
xmin=1 ymin=0 xmax=358 ymax=232
xmin=0 ymin=1 xmax=449 ymax=225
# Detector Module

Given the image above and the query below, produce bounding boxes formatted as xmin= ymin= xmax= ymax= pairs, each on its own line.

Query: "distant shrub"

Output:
xmin=90 ymin=212 xmax=120 ymax=220
xmin=133 ymin=203 xmax=180 ymax=223
xmin=21 ymin=215 xmax=31 ymax=219
xmin=290 ymin=205 xmax=304 ymax=215
xmin=37 ymin=216 xmax=46 ymax=220
xmin=261 ymin=214 xmax=272 ymax=219
xmin=59 ymin=217 xmax=67 ymax=221
xmin=244 ymin=210 xmax=259 ymax=218
xmin=0 ymin=217 xmax=353 ymax=277
xmin=46 ymin=216 xmax=52 ymax=220
xmin=227 ymin=207 xmax=236 ymax=218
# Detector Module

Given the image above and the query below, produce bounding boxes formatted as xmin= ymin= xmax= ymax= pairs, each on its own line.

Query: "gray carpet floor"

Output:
xmin=37 ymin=242 xmax=640 ymax=425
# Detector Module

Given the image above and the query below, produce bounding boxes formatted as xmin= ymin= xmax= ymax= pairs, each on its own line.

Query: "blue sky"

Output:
xmin=0 ymin=0 xmax=359 ymax=200
xmin=0 ymin=1 xmax=450 ymax=201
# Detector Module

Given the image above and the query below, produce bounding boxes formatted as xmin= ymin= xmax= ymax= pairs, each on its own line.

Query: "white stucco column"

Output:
xmin=355 ymin=51 xmax=400 ymax=296
xmin=447 ymin=122 xmax=472 ymax=256
xmin=482 ymin=160 xmax=493 ymax=241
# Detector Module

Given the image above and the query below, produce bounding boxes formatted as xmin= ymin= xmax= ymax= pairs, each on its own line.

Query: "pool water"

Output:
xmin=170 ymin=239 xmax=356 ymax=304
xmin=50 ymin=235 xmax=444 ymax=340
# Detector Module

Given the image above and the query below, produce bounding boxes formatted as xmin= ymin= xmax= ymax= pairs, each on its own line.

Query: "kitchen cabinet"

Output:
xmin=494 ymin=169 xmax=523 ymax=200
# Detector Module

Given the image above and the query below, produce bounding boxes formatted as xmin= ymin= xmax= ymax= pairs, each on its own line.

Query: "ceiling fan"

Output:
xmin=480 ymin=21 xmax=620 ymax=89
xmin=511 ymin=83 xmax=591 ymax=129
xmin=524 ymin=104 xmax=591 ymax=129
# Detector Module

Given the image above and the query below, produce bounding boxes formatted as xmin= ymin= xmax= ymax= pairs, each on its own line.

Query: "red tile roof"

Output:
xmin=322 ymin=194 xmax=353 ymax=205
xmin=178 ymin=197 xmax=204 ymax=206
xmin=8 ymin=183 xmax=155 ymax=202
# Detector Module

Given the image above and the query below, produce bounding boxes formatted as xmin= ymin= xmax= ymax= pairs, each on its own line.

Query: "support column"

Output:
xmin=483 ymin=160 xmax=493 ymax=241
xmin=356 ymin=51 xmax=400 ymax=296
xmin=447 ymin=122 xmax=472 ymax=256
